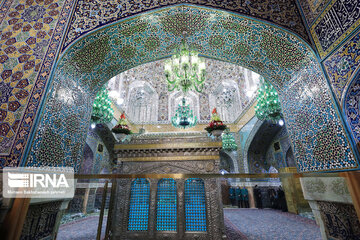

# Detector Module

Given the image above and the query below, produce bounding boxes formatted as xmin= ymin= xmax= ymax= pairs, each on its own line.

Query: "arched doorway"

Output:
xmin=23 ymin=5 xmax=358 ymax=174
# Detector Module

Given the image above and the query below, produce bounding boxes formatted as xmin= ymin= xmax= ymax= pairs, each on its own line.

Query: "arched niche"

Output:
xmin=247 ymin=121 xmax=282 ymax=173
xmin=286 ymin=147 xmax=296 ymax=167
xmin=126 ymin=80 xmax=159 ymax=123
xmin=219 ymin=151 xmax=236 ymax=173
xmin=168 ymin=91 xmax=200 ymax=122
xmin=79 ymin=143 xmax=94 ymax=174
xmin=210 ymin=80 xmax=242 ymax=123
xmin=24 ymin=5 xmax=358 ymax=173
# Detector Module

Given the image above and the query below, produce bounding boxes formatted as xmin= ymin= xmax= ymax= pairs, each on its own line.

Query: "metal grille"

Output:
xmin=156 ymin=178 xmax=177 ymax=231
xmin=185 ymin=178 xmax=207 ymax=232
xmin=128 ymin=178 xmax=150 ymax=231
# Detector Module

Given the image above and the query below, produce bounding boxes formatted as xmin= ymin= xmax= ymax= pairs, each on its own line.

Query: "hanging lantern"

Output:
xmin=91 ymin=86 xmax=114 ymax=124
xmin=222 ymin=128 xmax=238 ymax=151
xmin=171 ymin=97 xmax=197 ymax=129
xmin=164 ymin=41 xmax=206 ymax=93
xmin=254 ymin=78 xmax=283 ymax=122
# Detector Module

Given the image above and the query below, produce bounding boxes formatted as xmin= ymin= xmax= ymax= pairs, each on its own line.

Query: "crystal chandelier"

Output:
xmin=171 ymin=98 xmax=197 ymax=129
xmin=91 ymin=86 xmax=114 ymax=124
xmin=164 ymin=41 xmax=206 ymax=93
xmin=255 ymin=77 xmax=283 ymax=122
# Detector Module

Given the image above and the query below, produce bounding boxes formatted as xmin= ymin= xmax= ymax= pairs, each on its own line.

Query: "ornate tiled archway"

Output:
xmin=22 ymin=5 xmax=358 ymax=172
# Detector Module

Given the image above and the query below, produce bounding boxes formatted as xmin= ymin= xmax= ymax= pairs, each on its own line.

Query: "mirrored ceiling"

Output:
xmin=107 ymin=58 xmax=260 ymax=125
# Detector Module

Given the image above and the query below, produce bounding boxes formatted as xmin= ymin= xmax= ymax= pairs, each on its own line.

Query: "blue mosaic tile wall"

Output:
xmin=280 ymin=62 xmax=357 ymax=172
xmin=344 ymin=72 xmax=360 ymax=143
xmin=298 ymin=0 xmax=331 ymax=27
xmin=323 ymin=28 xmax=360 ymax=103
xmin=63 ymin=0 xmax=309 ymax=51
xmin=185 ymin=178 xmax=207 ymax=232
xmin=25 ymin=66 xmax=94 ymax=171
xmin=303 ymin=0 xmax=360 ymax=58
xmin=24 ymin=5 xmax=359 ymax=172
xmin=156 ymin=178 xmax=177 ymax=231
xmin=128 ymin=178 xmax=150 ymax=231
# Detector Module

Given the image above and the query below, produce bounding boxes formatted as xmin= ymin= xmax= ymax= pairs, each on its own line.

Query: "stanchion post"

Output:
xmin=96 ymin=181 xmax=108 ymax=240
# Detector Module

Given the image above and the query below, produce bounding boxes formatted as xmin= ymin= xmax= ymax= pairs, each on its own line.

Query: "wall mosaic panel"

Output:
xmin=323 ymin=28 xmax=360 ymax=103
xmin=280 ymin=62 xmax=357 ymax=172
xmin=317 ymin=201 xmax=360 ymax=239
xmin=25 ymin=64 xmax=94 ymax=170
xmin=20 ymin=201 xmax=62 ymax=240
xmin=297 ymin=0 xmax=331 ymax=26
xmin=344 ymin=73 xmax=360 ymax=143
xmin=0 ymin=0 xmax=67 ymax=163
xmin=0 ymin=0 xmax=74 ymax=168
xmin=63 ymin=0 xmax=309 ymax=52
xmin=26 ymin=5 xmax=358 ymax=172
xmin=310 ymin=0 xmax=360 ymax=58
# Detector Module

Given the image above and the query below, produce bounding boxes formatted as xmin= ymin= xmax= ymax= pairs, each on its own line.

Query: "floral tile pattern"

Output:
xmin=62 ymin=0 xmax=309 ymax=51
xmin=323 ymin=28 xmax=360 ymax=103
xmin=0 ymin=0 xmax=75 ymax=167
xmin=298 ymin=0 xmax=331 ymax=27
xmin=0 ymin=0 xmax=67 ymax=163
xmin=281 ymin=61 xmax=357 ymax=171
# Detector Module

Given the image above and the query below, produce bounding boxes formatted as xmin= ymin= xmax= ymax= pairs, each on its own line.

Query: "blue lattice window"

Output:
xmin=156 ymin=178 xmax=177 ymax=231
xmin=128 ymin=178 xmax=150 ymax=231
xmin=185 ymin=178 xmax=207 ymax=232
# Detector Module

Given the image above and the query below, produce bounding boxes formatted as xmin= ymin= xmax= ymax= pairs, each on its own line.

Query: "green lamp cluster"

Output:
xmin=222 ymin=128 xmax=238 ymax=151
xmin=254 ymin=78 xmax=282 ymax=122
xmin=91 ymin=86 xmax=114 ymax=124
xmin=164 ymin=41 xmax=206 ymax=93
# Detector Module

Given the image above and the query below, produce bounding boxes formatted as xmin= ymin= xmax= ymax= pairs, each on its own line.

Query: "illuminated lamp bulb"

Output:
xmin=278 ymin=119 xmax=284 ymax=126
